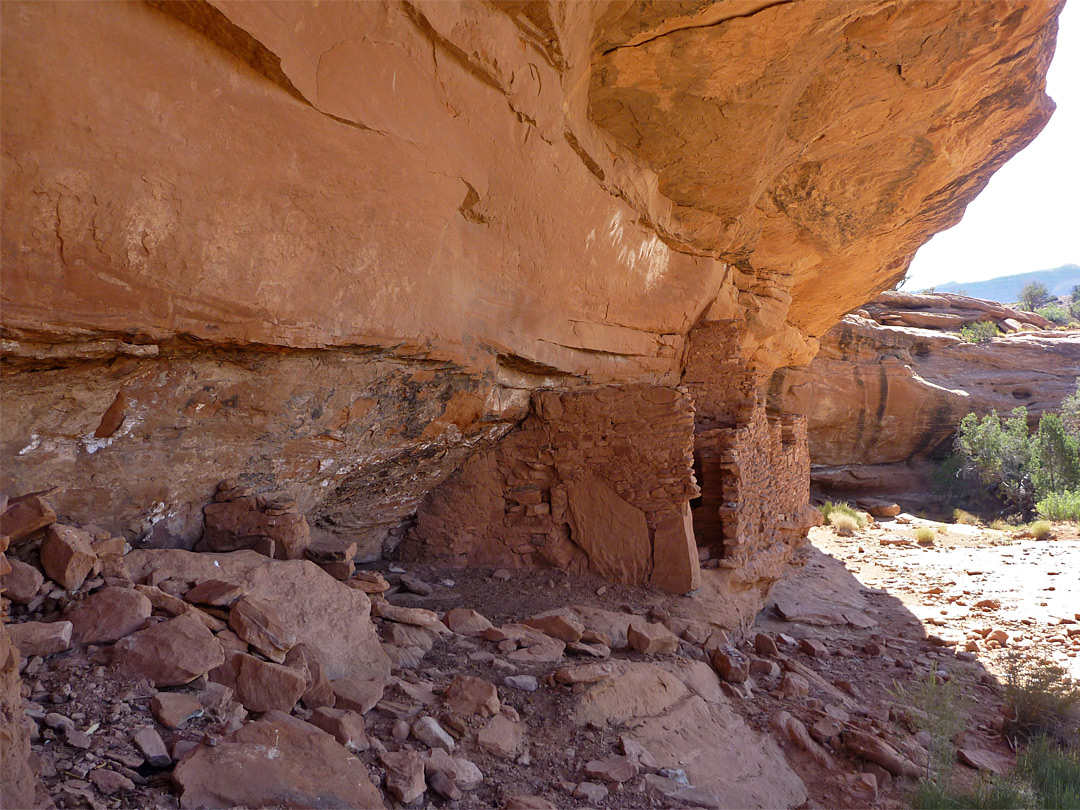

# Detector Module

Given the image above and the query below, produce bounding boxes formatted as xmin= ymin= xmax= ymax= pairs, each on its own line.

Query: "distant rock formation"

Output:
xmin=934 ymin=263 xmax=1080 ymax=303
xmin=770 ymin=292 xmax=1080 ymax=493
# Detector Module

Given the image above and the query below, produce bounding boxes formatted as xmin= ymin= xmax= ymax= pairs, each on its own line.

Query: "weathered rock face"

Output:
xmin=0 ymin=623 xmax=39 ymax=809
xmin=770 ymin=293 xmax=1080 ymax=491
xmin=0 ymin=2 xmax=1063 ymax=572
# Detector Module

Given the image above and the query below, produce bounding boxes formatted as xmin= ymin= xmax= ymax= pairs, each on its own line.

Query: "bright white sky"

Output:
xmin=902 ymin=1 xmax=1078 ymax=291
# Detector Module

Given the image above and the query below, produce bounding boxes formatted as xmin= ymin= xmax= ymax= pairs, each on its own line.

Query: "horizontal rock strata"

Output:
xmin=1 ymin=1 xmax=1063 ymax=570
xmin=770 ymin=293 xmax=1080 ymax=492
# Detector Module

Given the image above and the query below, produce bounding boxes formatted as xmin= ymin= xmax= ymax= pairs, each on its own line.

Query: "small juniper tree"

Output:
xmin=1032 ymin=413 xmax=1080 ymax=498
xmin=1063 ymin=378 xmax=1080 ymax=442
xmin=955 ymin=407 xmax=1035 ymax=511
xmin=1018 ymin=280 xmax=1051 ymax=311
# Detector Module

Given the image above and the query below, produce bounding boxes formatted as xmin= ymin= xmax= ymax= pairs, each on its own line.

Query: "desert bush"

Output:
xmin=955 ymin=408 xmax=1035 ymax=511
xmin=1019 ymin=281 xmax=1052 ymax=311
xmin=893 ymin=672 xmax=968 ymax=782
xmin=959 ymin=321 xmax=999 ymax=343
xmin=1032 ymin=413 xmax=1080 ymax=497
xmin=1036 ymin=304 xmax=1071 ymax=325
xmin=929 ymin=455 xmax=966 ymax=505
xmin=829 ymin=513 xmax=859 ymax=536
xmin=913 ymin=737 xmax=1080 ymax=810
xmin=1030 ymin=520 xmax=1053 ymax=540
xmin=818 ymin=501 xmax=865 ymax=527
xmin=1015 ymin=735 xmax=1080 ymax=809
xmin=1036 ymin=490 xmax=1080 ymax=521
xmin=1065 ymin=378 xmax=1080 ymax=442
xmin=1002 ymin=652 xmax=1080 ymax=746
xmin=912 ymin=777 xmax=1030 ymax=810
xmin=954 ymin=406 xmax=1080 ymax=514
xmin=989 ymin=518 xmax=1012 ymax=531
xmin=916 ymin=526 xmax=936 ymax=544
xmin=952 ymin=508 xmax=979 ymax=524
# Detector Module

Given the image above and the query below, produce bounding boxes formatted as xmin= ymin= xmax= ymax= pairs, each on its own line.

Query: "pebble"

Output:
xmin=504 ymin=675 xmax=539 ymax=692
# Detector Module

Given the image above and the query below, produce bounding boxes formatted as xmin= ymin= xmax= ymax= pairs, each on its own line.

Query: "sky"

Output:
xmin=902 ymin=1 xmax=1078 ymax=291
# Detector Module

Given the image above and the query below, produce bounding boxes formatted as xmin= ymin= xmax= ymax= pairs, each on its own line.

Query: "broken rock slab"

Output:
xmin=174 ymin=711 xmax=384 ymax=809
xmin=114 ymin=612 xmax=225 ymax=687
xmin=842 ymin=729 xmax=921 ymax=777
xmin=40 ymin=524 xmax=97 ymax=590
xmin=125 ymin=550 xmax=391 ymax=683
xmin=567 ymin=474 xmax=651 ymax=585
xmin=235 ymin=653 xmax=307 ymax=713
xmin=1 ymin=558 xmax=43 ymax=604
xmin=477 ymin=714 xmax=523 ymax=759
xmin=628 ymin=620 xmax=679 ymax=655
xmin=0 ymin=495 xmax=56 ymax=543
xmin=648 ymin=503 xmax=702 ymax=594
xmin=309 ymin=706 xmax=367 ymax=752
xmin=7 ymin=620 xmax=72 ymax=658
xmin=421 ymin=748 xmax=483 ymax=791
xmin=380 ymin=749 xmax=426 ymax=804
xmin=150 ymin=693 xmax=204 ymax=729
xmin=283 ymin=643 xmax=335 ymax=709
xmin=183 ymin=579 xmax=245 ymax=607
xmin=228 ymin=597 xmax=296 ymax=663
xmin=577 ymin=661 xmax=807 ymax=809
xmin=65 ymin=586 xmax=152 ymax=645
xmin=521 ymin=613 xmax=584 ymax=643
xmin=443 ymin=675 xmax=500 ymax=718
xmin=443 ymin=607 xmax=492 ymax=635
xmin=332 ymin=673 xmax=386 ymax=715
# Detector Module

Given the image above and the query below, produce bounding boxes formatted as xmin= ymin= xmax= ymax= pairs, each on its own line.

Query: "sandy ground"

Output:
xmin=815 ymin=517 xmax=1080 ymax=680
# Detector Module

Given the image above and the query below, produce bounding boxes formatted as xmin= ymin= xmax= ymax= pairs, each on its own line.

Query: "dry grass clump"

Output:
xmin=1002 ymin=652 xmax=1080 ymax=746
xmin=829 ymin=513 xmax=859 ymax=536
xmin=1031 ymin=520 xmax=1053 ymax=541
xmin=916 ymin=526 xmax=936 ymax=545
xmin=953 ymin=509 xmax=979 ymax=525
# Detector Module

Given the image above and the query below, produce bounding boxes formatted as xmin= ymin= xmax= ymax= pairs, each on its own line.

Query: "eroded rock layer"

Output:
xmin=0 ymin=2 xmax=1063 ymax=576
xmin=770 ymin=293 xmax=1080 ymax=493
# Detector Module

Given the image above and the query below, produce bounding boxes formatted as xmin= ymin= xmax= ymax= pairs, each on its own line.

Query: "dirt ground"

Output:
xmin=14 ymin=514 xmax=1078 ymax=810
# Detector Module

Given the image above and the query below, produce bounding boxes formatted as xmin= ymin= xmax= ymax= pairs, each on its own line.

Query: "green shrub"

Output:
xmin=1019 ymin=281 xmax=1052 ymax=311
xmin=1062 ymin=378 xmax=1080 ymax=442
xmin=929 ymin=455 xmax=966 ymax=505
xmin=954 ymin=407 xmax=1080 ymax=513
xmin=1015 ymin=736 xmax=1080 ymax=809
xmin=1036 ymin=490 xmax=1080 ymax=521
xmin=893 ymin=671 xmax=968 ymax=781
xmin=916 ymin=526 xmax=936 ymax=544
xmin=955 ymin=408 xmax=1035 ymax=511
xmin=913 ymin=736 xmax=1080 ymax=810
xmin=1033 ymin=413 xmax=1080 ymax=497
xmin=959 ymin=321 xmax=999 ymax=343
xmin=1002 ymin=652 xmax=1080 ymax=746
xmin=1030 ymin=520 xmax=1053 ymax=540
xmin=1036 ymin=304 xmax=1071 ymax=325
xmin=912 ymin=777 xmax=1030 ymax=810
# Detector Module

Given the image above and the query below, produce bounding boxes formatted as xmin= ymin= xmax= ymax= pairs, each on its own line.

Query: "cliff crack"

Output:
xmin=600 ymin=0 xmax=795 ymax=55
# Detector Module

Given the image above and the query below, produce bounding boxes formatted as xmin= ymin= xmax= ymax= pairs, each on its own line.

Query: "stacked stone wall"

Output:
xmin=404 ymin=385 xmax=702 ymax=593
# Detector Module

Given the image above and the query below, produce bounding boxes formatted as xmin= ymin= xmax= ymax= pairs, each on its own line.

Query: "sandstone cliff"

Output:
xmin=770 ymin=293 xmax=1080 ymax=492
xmin=1 ymin=2 xmax=1064 ymax=595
